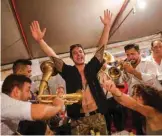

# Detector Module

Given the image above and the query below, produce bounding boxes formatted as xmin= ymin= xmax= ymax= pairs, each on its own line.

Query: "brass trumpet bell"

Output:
xmin=108 ymin=66 xmax=121 ymax=81
xmin=103 ymin=52 xmax=121 ymax=81
xmin=103 ymin=51 xmax=115 ymax=63
xmin=99 ymin=52 xmax=123 ymax=85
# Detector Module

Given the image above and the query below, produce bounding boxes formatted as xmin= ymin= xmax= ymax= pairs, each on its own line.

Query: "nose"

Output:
xmin=76 ymin=53 xmax=81 ymax=57
xmin=129 ymin=55 xmax=135 ymax=60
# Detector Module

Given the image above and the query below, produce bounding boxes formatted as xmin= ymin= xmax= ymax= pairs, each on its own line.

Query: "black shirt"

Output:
xmin=53 ymin=56 xmax=108 ymax=119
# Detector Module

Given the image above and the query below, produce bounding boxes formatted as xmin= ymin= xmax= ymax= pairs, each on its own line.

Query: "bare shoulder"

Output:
xmin=146 ymin=110 xmax=162 ymax=124
xmin=136 ymin=104 xmax=155 ymax=117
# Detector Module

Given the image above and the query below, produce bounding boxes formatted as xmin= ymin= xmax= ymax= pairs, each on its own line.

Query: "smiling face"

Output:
xmin=71 ymin=46 xmax=85 ymax=65
xmin=125 ymin=48 xmax=141 ymax=66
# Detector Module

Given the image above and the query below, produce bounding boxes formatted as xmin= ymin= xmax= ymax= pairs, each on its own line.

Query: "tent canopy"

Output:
xmin=1 ymin=0 xmax=162 ymax=65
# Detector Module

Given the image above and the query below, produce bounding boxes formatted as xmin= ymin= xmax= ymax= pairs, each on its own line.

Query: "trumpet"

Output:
xmin=37 ymin=91 xmax=82 ymax=105
xmin=37 ymin=59 xmax=82 ymax=105
xmin=100 ymin=51 xmax=132 ymax=85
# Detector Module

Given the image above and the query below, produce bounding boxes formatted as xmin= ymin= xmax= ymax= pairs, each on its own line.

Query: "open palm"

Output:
xmin=100 ymin=9 xmax=112 ymax=26
xmin=30 ymin=21 xmax=46 ymax=41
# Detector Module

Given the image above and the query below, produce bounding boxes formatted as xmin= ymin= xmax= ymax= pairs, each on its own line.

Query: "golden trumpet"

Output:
xmin=37 ymin=91 xmax=82 ymax=105
xmin=102 ymin=52 xmax=122 ymax=82
xmin=101 ymin=51 xmax=133 ymax=84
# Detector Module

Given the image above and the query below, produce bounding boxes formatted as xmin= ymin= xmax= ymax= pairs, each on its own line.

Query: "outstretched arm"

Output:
xmin=30 ymin=21 xmax=58 ymax=58
xmin=95 ymin=9 xmax=112 ymax=63
xmin=98 ymin=9 xmax=112 ymax=47
xmin=31 ymin=97 xmax=64 ymax=120
xmin=103 ymin=80 xmax=154 ymax=117
xmin=2 ymin=94 xmax=64 ymax=121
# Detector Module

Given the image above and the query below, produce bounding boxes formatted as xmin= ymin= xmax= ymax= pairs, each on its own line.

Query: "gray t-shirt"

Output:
xmin=1 ymin=93 xmax=33 ymax=135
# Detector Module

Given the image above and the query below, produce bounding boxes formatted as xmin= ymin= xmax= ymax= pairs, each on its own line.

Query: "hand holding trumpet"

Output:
xmin=122 ymin=61 xmax=135 ymax=74
xmin=56 ymin=86 xmax=77 ymax=105
xmin=52 ymin=97 xmax=65 ymax=111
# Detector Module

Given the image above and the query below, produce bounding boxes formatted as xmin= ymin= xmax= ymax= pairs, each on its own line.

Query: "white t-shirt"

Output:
xmin=1 ymin=93 xmax=33 ymax=135
xmin=146 ymin=55 xmax=162 ymax=80
xmin=123 ymin=59 xmax=162 ymax=95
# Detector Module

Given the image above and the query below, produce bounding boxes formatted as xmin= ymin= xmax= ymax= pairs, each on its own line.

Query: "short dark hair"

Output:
xmin=133 ymin=84 xmax=162 ymax=113
xmin=124 ymin=44 xmax=139 ymax=52
xmin=151 ymin=40 xmax=162 ymax=47
xmin=12 ymin=59 xmax=32 ymax=73
xmin=69 ymin=44 xmax=84 ymax=58
xmin=2 ymin=74 xmax=31 ymax=95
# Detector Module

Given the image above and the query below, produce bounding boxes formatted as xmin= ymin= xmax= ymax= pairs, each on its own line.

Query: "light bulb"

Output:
xmin=137 ymin=0 xmax=146 ymax=9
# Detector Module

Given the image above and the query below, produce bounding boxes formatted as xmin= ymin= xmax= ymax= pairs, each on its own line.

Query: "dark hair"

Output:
xmin=133 ymin=84 xmax=162 ymax=113
xmin=124 ymin=44 xmax=139 ymax=52
xmin=12 ymin=59 xmax=32 ymax=73
xmin=151 ymin=40 xmax=162 ymax=47
xmin=69 ymin=44 xmax=84 ymax=58
xmin=2 ymin=74 xmax=31 ymax=95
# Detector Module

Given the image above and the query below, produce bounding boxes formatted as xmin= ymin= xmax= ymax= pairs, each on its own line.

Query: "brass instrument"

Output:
xmin=37 ymin=91 xmax=82 ymax=105
xmin=38 ymin=60 xmax=82 ymax=105
xmin=101 ymin=51 xmax=121 ymax=83
xmin=103 ymin=51 xmax=115 ymax=63
xmin=39 ymin=60 xmax=57 ymax=95
xmin=107 ymin=65 xmax=121 ymax=83
xmin=101 ymin=51 xmax=131 ymax=85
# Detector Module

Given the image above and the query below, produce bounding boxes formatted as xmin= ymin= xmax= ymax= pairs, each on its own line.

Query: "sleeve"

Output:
xmin=86 ymin=57 xmax=104 ymax=78
xmin=50 ymin=57 xmax=71 ymax=80
xmin=1 ymin=93 xmax=33 ymax=121
xmin=94 ymin=45 xmax=105 ymax=63
xmin=140 ymin=61 xmax=156 ymax=83
xmin=140 ymin=73 xmax=162 ymax=91
xmin=50 ymin=57 xmax=64 ymax=72
xmin=135 ymin=61 xmax=162 ymax=90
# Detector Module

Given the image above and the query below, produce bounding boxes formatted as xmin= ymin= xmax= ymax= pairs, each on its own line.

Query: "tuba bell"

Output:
xmin=39 ymin=60 xmax=57 ymax=96
xmin=37 ymin=59 xmax=82 ymax=105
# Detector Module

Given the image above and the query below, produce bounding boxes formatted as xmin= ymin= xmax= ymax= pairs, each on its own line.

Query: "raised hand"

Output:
xmin=97 ymin=9 xmax=112 ymax=46
xmin=100 ymin=9 xmax=112 ymax=27
xmin=30 ymin=21 xmax=46 ymax=42
xmin=103 ymin=79 xmax=117 ymax=93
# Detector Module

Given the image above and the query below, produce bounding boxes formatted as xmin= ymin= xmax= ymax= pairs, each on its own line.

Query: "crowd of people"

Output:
xmin=1 ymin=8 xmax=162 ymax=135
